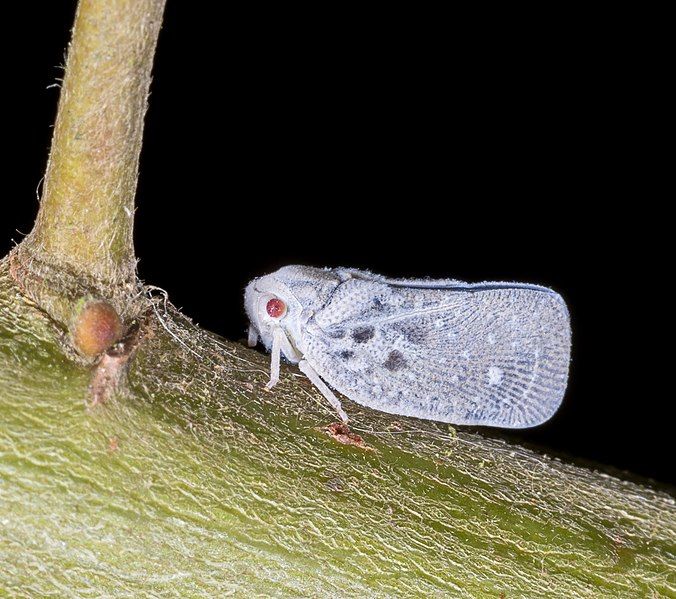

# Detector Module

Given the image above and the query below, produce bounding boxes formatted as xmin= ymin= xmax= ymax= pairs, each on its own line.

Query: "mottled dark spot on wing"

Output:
xmin=325 ymin=328 xmax=345 ymax=339
xmin=373 ymin=297 xmax=385 ymax=311
xmin=392 ymin=322 xmax=427 ymax=344
xmin=352 ymin=326 xmax=375 ymax=343
xmin=384 ymin=350 xmax=407 ymax=371
xmin=339 ymin=350 xmax=354 ymax=360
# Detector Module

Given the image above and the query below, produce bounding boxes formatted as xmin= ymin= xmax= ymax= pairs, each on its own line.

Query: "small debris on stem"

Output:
xmin=323 ymin=422 xmax=374 ymax=451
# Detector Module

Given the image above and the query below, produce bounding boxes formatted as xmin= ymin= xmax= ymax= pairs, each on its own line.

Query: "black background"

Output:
xmin=3 ymin=3 xmax=669 ymax=485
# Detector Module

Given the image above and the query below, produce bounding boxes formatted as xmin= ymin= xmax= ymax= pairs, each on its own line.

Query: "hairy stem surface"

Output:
xmin=12 ymin=0 xmax=165 ymax=331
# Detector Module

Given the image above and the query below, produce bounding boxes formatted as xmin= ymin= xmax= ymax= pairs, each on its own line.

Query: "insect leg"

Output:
xmin=298 ymin=359 xmax=349 ymax=423
xmin=265 ymin=327 xmax=284 ymax=389
xmin=247 ymin=325 xmax=259 ymax=347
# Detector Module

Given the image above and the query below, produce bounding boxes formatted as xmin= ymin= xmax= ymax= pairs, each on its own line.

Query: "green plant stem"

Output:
xmin=12 ymin=0 xmax=165 ymax=330
xmin=1 ymin=261 xmax=674 ymax=596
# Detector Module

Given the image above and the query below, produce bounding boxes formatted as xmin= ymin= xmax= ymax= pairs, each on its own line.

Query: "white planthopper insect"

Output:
xmin=244 ymin=266 xmax=571 ymax=429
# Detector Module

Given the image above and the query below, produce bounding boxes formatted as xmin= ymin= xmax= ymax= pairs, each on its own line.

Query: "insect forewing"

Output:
xmin=303 ymin=277 xmax=571 ymax=428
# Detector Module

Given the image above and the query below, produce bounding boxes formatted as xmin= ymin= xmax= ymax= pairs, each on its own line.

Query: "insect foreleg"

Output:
xmin=265 ymin=327 xmax=284 ymax=389
xmin=298 ymin=359 xmax=349 ymax=423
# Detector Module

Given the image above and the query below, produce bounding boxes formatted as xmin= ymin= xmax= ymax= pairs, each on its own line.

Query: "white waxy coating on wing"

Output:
xmin=244 ymin=266 xmax=571 ymax=429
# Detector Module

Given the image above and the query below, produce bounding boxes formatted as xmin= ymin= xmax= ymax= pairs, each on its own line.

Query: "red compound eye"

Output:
xmin=266 ymin=298 xmax=286 ymax=318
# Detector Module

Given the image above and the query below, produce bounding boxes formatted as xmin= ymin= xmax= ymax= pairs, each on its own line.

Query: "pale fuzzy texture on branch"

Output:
xmin=1 ymin=260 xmax=674 ymax=597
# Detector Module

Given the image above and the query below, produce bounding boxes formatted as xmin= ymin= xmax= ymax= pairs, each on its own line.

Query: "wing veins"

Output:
xmin=339 ymin=302 xmax=465 ymax=327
